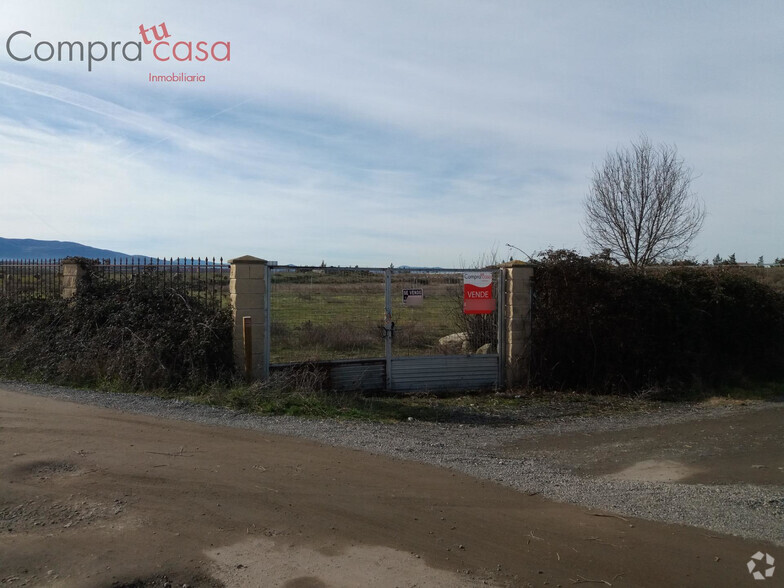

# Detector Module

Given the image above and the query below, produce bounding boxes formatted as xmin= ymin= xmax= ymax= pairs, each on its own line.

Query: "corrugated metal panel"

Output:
xmin=272 ymin=355 xmax=497 ymax=392
xmin=329 ymin=359 xmax=385 ymax=391
xmin=391 ymin=355 xmax=498 ymax=392
xmin=271 ymin=358 xmax=386 ymax=392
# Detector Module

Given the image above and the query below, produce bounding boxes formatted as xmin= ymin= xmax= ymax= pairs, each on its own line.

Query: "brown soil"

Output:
xmin=501 ymin=406 xmax=784 ymax=485
xmin=0 ymin=388 xmax=778 ymax=587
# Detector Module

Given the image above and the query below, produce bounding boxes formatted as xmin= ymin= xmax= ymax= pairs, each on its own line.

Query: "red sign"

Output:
xmin=463 ymin=272 xmax=495 ymax=314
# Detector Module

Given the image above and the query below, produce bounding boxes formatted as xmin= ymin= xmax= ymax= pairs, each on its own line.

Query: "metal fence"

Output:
xmin=390 ymin=270 xmax=498 ymax=356
xmin=0 ymin=259 xmax=62 ymax=301
xmin=0 ymin=257 xmax=230 ymax=307
xmin=270 ymin=267 xmax=386 ymax=363
xmin=269 ymin=266 xmax=499 ymax=364
xmin=88 ymin=257 xmax=230 ymax=308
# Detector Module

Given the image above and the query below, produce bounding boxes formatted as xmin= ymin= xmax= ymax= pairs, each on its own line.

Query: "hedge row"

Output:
xmin=530 ymin=250 xmax=784 ymax=395
xmin=0 ymin=275 xmax=233 ymax=391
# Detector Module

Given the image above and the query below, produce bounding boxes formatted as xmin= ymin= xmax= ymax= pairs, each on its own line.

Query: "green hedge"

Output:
xmin=0 ymin=276 xmax=233 ymax=391
xmin=530 ymin=250 xmax=784 ymax=394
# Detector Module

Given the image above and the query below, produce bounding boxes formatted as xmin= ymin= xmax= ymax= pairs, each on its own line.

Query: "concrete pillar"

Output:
xmin=228 ymin=256 xmax=268 ymax=380
xmin=501 ymin=261 xmax=534 ymax=387
xmin=61 ymin=258 xmax=88 ymax=299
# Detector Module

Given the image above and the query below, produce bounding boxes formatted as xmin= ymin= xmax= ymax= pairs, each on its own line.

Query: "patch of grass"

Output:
xmin=191 ymin=371 xmax=677 ymax=424
xmin=697 ymin=381 xmax=784 ymax=405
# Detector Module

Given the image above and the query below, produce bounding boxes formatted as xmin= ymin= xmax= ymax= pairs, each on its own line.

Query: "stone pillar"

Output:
xmin=61 ymin=258 xmax=88 ymax=299
xmin=501 ymin=261 xmax=534 ymax=387
xmin=228 ymin=256 xmax=268 ymax=380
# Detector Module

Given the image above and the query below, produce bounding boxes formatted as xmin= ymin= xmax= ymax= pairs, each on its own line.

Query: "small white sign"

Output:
xmin=463 ymin=272 xmax=493 ymax=287
xmin=402 ymin=288 xmax=424 ymax=306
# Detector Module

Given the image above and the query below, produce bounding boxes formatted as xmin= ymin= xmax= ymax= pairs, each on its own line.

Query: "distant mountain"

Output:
xmin=0 ymin=238 xmax=134 ymax=260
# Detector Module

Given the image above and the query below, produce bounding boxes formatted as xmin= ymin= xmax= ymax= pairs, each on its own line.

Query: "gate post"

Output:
xmin=384 ymin=267 xmax=393 ymax=391
xmin=228 ymin=256 xmax=268 ymax=380
xmin=500 ymin=261 xmax=534 ymax=387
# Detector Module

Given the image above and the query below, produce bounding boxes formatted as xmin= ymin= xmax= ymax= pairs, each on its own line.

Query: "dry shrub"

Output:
xmin=0 ymin=275 xmax=233 ymax=391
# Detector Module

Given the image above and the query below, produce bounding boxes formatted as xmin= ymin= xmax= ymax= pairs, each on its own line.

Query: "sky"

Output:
xmin=0 ymin=1 xmax=781 ymax=267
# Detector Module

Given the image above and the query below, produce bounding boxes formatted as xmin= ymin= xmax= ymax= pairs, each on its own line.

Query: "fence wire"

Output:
xmin=269 ymin=266 xmax=498 ymax=363
xmin=391 ymin=270 xmax=498 ymax=357
xmin=270 ymin=268 xmax=386 ymax=363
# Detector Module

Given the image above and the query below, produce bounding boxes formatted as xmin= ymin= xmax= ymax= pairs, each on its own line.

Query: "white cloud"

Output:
xmin=0 ymin=0 xmax=783 ymax=264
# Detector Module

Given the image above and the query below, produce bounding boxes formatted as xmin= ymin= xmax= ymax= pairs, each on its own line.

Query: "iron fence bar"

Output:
xmin=0 ymin=256 xmax=225 ymax=302
xmin=211 ymin=257 xmax=216 ymax=306
xmin=218 ymin=257 xmax=223 ymax=307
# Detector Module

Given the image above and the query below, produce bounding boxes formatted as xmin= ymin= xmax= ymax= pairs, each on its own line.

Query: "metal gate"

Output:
xmin=268 ymin=266 xmax=503 ymax=392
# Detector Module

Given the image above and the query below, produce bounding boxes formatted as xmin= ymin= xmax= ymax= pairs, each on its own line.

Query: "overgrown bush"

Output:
xmin=530 ymin=249 xmax=784 ymax=395
xmin=216 ymin=366 xmax=331 ymax=414
xmin=0 ymin=274 xmax=233 ymax=391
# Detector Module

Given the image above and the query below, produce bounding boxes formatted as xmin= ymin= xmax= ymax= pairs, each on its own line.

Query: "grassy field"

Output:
xmin=269 ymin=270 xmax=496 ymax=363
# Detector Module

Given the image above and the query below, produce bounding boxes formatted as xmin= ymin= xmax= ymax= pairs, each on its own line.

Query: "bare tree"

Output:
xmin=582 ymin=136 xmax=705 ymax=268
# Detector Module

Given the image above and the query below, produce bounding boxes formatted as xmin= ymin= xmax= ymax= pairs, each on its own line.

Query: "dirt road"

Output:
xmin=0 ymin=387 xmax=780 ymax=587
xmin=501 ymin=405 xmax=784 ymax=486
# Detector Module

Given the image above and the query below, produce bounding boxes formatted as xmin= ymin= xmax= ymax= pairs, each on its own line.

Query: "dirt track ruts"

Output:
xmin=1 ymin=383 xmax=782 ymax=587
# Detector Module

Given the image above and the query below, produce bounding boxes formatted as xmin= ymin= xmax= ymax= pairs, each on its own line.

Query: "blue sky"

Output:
xmin=0 ymin=1 xmax=782 ymax=266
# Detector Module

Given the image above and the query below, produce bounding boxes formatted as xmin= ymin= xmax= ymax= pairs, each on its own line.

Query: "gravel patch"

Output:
xmin=3 ymin=380 xmax=782 ymax=546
